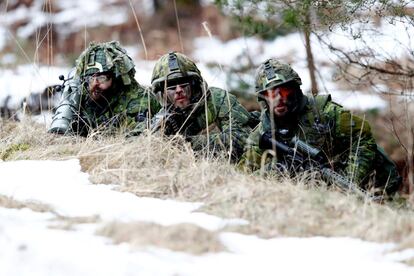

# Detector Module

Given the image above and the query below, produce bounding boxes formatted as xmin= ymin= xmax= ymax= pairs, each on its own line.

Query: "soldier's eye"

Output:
xmin=278 ymin=87 xmax=294 ymax=98
xmin=262 ymin=89 xmax=277 ymax=98
xmin=85 ymin=74 xmax=111 ymax=84
xmin=96 ymin=75 xmax=110 ymax=82
xmin=261 ymin=86 xmax=294 ymax=99
xmin=166 ymin=82 xmax=190 ymax=93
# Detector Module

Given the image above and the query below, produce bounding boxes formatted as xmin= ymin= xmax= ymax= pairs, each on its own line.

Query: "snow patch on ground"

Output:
xmin=0 ymin=159 xmax=413 ymax=275
xmin=0 ymin=159 xmax=246 ymax=230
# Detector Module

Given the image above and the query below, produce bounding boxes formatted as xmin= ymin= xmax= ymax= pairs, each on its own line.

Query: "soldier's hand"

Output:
xmin=259 ymin=131 xmax=273 ymax=150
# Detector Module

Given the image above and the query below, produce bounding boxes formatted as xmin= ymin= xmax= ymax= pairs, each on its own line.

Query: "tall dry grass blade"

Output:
xmin=128 ymin=0 xmax=148 ymax=60
xmin=173 ymin=0 xmax=184 ymax=53
xmin=202 ymin=21 xmax=233 ymax=163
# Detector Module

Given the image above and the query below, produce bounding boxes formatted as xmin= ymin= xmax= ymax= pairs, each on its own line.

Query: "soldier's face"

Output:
xmin=262 ymin=85 xmax=295 ymax=117
xmin=166 ymin=81 xmax=192 ymax=109
xmin=86 ymin=73 xmax=113 ymax=101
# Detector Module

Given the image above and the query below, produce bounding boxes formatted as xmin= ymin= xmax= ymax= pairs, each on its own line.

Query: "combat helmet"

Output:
xmin=151 ymin=52 xmax=204 ymax=107
xmin=76 ymin=41 xmax=135 ymax=86
xmin=255 ymin=59 xmax=302 ymax=99
xmin=255 ymin=58 xmax=304 ymax=116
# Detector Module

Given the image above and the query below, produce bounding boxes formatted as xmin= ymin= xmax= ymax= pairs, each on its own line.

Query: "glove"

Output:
xmin=163 ymin=112 xmax=185 ymax=136
xmin=135 ymin=111 xmax=148 ymax=123
xmin=259 ymin=131 xmax=273 ymax=150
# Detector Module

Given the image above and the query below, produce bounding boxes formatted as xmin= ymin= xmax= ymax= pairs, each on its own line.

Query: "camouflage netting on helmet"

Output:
xmin=151 ymin=52 xmax=202 ymax=87
xmin=255 ymin=58 xmax=302 ymax=94
xmin=75 ymin=41 xmax=135 ymax=86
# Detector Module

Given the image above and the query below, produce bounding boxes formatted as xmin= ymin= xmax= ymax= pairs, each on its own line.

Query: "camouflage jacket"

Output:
xmin=239 ymin=94 xmax=400 ymax=195
xmin=137 ymin=87 xmax=252 ymax=161
xmin=74 ymin=78 xmax=160 ymax=136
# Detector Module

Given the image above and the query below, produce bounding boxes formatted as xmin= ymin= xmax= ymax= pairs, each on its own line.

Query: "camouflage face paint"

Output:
xmin=261 ymin=86 xmax=296 ymax=117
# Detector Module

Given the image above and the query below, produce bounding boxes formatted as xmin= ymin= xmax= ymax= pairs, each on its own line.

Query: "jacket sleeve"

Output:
xmin=126 ymin=87 xmax=161 ymax=120
xmin=334 ymin=106 xmax=377 ymax=186
xmin=237 ymin=124 xmax=265 ymax=172
xmin=124 ymin=87 xmax=161 ymax=132
xmin=187 ymin=92 xmax=251 ymax=161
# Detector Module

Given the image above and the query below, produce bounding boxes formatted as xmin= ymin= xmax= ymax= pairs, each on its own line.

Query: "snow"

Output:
xmin=193 ymin=33 xmax=388 ymax=110
xmin=0 ymin=159 xmax=414 ymax=276
xmin=0 ymin=26 xmax=7 ymax=52
xmin=1 ymin=53 xmax=17 ymax=64
xmin=217 ymin=234 xmax=414 ymax=276
xmin=134 ymin=60 xmax=156 ymax=87
xmin=0 ymin=159 xmax=247 ymax=230
xmin=318 ymin=16 xmax=414 ymax=63
xmin=0 ymin=0 xmax=129 ymax=39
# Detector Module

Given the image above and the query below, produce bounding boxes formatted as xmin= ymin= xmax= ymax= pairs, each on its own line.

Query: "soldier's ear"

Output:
xmin=152 ymin=82 xmax=163 ymax=94
xmin=190 ymin=78 xmax=201 ymax=92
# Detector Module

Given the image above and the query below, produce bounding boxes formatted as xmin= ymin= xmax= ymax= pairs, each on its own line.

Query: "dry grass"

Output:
xmin=403 ymin=258 xmax=414 ymax=266
xmin=0 ymin=195 xmax=54 ymax=213
xmin=97 ymin=222 xmax=225 ymax=254
xmin=0 ymin=192 xmax=99 ymax=231
xmin=49 ymin=215 xmax=101 ymax=231
xmin=2 ymin=119 xmax=414 ymax=252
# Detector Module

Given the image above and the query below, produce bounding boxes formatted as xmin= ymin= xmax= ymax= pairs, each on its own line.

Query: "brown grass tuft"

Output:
xmin=0 ymin=195 xmax=54 ymax=213
xmin=49 ymin=215 xmax=101 ymax=230
xmin=403 ymin=258 xmax=414 ymax=267
xmin=97 ymin=221 xmax=225 ymax=254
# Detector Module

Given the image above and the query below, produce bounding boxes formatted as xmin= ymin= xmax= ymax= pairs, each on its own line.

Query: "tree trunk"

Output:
xmin=304 ymin=11 xmax=318 ymax=96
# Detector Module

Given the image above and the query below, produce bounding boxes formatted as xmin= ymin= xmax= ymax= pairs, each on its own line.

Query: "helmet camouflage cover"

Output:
xmin=255 ymin=59 xmax=302 ymax=97
xmin=151 ymin=52 xmax=202 ymax=93
xmin=75 ymin=41 xmax=135 ymax=85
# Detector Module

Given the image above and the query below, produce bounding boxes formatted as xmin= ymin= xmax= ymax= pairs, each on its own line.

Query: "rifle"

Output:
xmin=48 ymin=71 xmax=82 ymax=134
xmin=259 ymin=132 xmax=381 ymax=201
xmin=150 ymin=109 xmax=185 ymax=136
xmin=125 ymin=108 xmax=185 ymax=137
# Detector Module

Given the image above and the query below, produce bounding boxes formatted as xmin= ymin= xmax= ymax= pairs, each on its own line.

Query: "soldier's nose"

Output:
xmin=175 ymin=85 xmax=184 ymax=92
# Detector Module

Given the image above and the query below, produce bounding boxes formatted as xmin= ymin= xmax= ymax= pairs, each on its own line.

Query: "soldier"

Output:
xmin=135 ymin=51 xmax=253 ymax=161
xmin=48 ymin=41 xmax=160 ymax=136
xmin=239 ymin=58 xmax=401 ymax=197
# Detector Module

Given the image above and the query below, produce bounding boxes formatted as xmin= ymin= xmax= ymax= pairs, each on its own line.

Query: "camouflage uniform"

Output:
xmin=49 ymin=41 xmax=160 ymax=136
xmin=239 ymin=59 xmax=401 ymax=196
xmin=138 ymin=52 xmax=252 ymax=161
